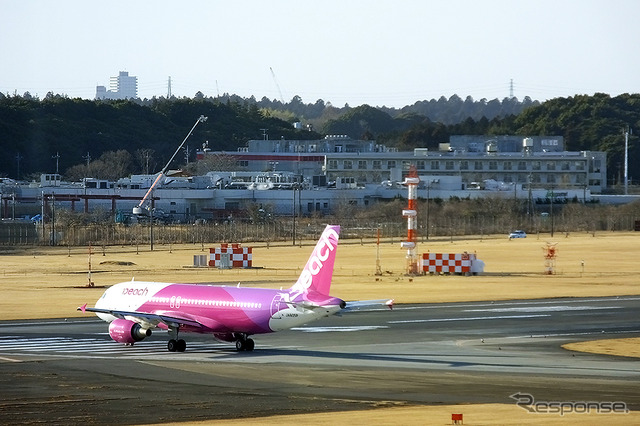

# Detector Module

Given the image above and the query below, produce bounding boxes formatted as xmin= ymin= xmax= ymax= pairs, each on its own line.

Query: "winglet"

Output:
xmin=386 ymin=299 xmax=394 ymax=310
xmin=78 ymin=303 xmax=87 ymax=313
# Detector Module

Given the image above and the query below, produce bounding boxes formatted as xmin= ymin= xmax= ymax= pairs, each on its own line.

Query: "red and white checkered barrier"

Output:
xmin=422 ymin=252 xmax=476 ymax=274
xmin=209 ymin=243 xmax=252 ymax=268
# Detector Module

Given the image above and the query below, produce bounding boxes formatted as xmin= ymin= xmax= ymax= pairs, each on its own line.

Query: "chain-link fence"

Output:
xmin=1 ymin=204 xmax=638 ymax=247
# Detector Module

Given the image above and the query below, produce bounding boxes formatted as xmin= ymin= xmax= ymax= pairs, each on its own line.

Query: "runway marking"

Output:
xmin=506 ymin=329 xmax=640 ymax=339
xmin=291 ymin=326 xmax=388 ymax=333
xmin=0 ymin=336 xmax=233 ymax=358
xmin=393 ymin=297 xmax=640 ymax=310
xmin=389 ymin=314 xmax=550 ymax=324
xmin=465 ymin=306 xmax=621 ymax=313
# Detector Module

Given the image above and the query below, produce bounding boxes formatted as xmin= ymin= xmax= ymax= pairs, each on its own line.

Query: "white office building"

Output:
xmin=96 ymin=71 xmax=138 ymax=100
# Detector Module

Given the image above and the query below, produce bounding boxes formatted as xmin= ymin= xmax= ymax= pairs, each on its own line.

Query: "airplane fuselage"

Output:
xmin=96 ymin=281 xmax=343 ymax=339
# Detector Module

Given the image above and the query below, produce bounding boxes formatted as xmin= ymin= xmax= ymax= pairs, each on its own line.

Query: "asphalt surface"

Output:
xmin=0 ymin=296 xmax=639 ymax=425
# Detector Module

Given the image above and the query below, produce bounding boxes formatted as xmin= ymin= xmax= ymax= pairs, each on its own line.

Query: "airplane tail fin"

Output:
xmin=289 ymin=225 xmax=340 ymax=298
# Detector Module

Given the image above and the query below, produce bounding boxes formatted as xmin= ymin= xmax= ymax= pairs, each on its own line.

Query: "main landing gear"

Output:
xmin=168 ymin=338 xmax=186 ymax=352
xmin=235 ymin=334 xmax=255 ymax=352
xmin=167 ymin=327 xmax=186 ymax=352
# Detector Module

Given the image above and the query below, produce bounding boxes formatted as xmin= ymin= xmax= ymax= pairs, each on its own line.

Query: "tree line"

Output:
xmin=0 ymin=91 xmax=638 ymax=187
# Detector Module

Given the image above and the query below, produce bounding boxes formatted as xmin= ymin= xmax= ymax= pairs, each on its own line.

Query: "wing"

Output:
xmin=78 ymin=304 xmax=203 ymax=329
xmin=343 ymin=299 xmax=394 ymax=312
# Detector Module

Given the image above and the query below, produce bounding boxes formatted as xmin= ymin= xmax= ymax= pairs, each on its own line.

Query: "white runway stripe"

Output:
xmin=389 ymin=314 xmax=551 ymax=324
xmin=0 ymin=336 xmax=232 ymax=357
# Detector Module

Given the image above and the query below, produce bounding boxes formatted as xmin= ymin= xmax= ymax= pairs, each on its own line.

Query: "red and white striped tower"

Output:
xmin=401 ymin=166 xmax=420 ymax=275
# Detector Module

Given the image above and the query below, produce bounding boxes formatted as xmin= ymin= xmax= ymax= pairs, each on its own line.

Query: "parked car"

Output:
xmin=509 ymin=230 xmax=527 ymax=239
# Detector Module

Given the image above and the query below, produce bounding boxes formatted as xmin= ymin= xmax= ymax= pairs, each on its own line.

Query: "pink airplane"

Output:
xmin=78 ymin=225 xmax=393 ymax=352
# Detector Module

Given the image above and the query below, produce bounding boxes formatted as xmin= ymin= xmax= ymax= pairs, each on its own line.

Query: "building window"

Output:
xmin=387 ymin=160 xmax=396 ymax=169
xmin=430 ymin=160 xmax=440 ymax=170
xmin=358 ymin=160 xmax=367 ymax=170
xmin=343 ymin=160 xmax=352 ymax=169
xmin=547 ymin=174 xmax=556 ymax=183
xmin=546 ymin=161 xmax=556 ymax=171
xmin=474 ymin=161 xmax=483 ymax=170
xmin=532 ymin=161 xmax=541 ymax=171
xmin=372 ymin=160 xmax=382 ymax=170
xmin=445 ymin=161 xmax=454 ymax=170
xmin=328 ymin=160 xmax=338 ymax=169
xmin=460 ymin=161 xmax=468 ymax=170
xmin=489 ymin=161 xmax=497 ymax=170
xmin=236 ymin=160 xmax=248 ymax=167
xmin=518 ymin=161 xmax=527 ymax=170
xmin=416 ymin=160 xmax=426 ymax=170
xmin=402 ymin=160 xmax=412 ymax=170
xmin=575 ymin=161 xmax=585 ymax=171
xmin=503 ymin=161 xmax=512 ymax=170
xmin=561 ymin=161 xmax=570 ymax=171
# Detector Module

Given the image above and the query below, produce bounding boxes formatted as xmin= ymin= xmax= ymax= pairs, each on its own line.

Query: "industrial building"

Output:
xmin=206 ymin=134 xmax=607 ymax=194
xmin=0 ymin=134 xmax=608 ymax=222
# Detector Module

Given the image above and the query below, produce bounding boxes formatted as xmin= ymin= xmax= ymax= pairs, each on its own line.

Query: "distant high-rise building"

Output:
xmin=95 ymin=71 xmax=138 ymax=100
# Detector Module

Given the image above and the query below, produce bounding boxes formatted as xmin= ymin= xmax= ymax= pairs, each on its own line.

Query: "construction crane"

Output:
xmin=270 ymin=67 xmax=285 ymax=104
xmin=133 ymin=115 xmax=208 ymax=216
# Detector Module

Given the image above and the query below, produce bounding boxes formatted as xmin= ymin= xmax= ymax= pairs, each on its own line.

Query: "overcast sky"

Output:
xmin=2 ymin=0 xmax=639 ymax=107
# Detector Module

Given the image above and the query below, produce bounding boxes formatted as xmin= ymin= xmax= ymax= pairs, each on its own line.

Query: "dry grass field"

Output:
xmin=1 ymin=230 xmax=638 ymax=320
xmin=2 ymin=231 xmax=638 ymax=424
xmin=147 ymin=404 xmax=639 ymax=426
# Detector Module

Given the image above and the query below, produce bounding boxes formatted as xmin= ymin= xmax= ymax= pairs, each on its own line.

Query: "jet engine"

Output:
xmin=108 ymin=319 xmax=151 ymax=344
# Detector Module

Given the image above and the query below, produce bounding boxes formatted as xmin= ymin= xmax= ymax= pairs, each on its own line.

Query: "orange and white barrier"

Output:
xmin=209 ymin=243 xmax=252 ymax=268
xmin=422 ymin=252 xmax=484 ymax=275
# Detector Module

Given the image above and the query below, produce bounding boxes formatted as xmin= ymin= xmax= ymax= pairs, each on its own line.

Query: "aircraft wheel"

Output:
xmin=236 ymin=339 xmax=245 ymax=351
xmin=168 ymin=339 xmax=178 ymax=352
xmin=245 ymin=338 xmax=255 ymax=351
xmin=177 ymin=339 xmax=186 ymax=352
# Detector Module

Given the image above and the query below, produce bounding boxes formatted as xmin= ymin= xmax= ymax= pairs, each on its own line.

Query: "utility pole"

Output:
xmin=292 ymin=183 xmax=297 ymax=245
xmin=550 ymin=186 xmax=554 ymax=237
xmin=15 ymin=152 xmax=23 ymax=179
xmin=624 ymin=127 xmax=631 ymax=195
xmin=52 ymin=152 xmax=60 ymax=175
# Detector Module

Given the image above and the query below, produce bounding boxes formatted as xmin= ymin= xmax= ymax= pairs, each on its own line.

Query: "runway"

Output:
xmin=1 ymin=296 xmax=639 ymax=424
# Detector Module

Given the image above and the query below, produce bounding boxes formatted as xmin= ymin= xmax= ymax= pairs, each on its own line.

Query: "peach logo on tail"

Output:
xmin=291 ymin=228 xmax=338 ymax=297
